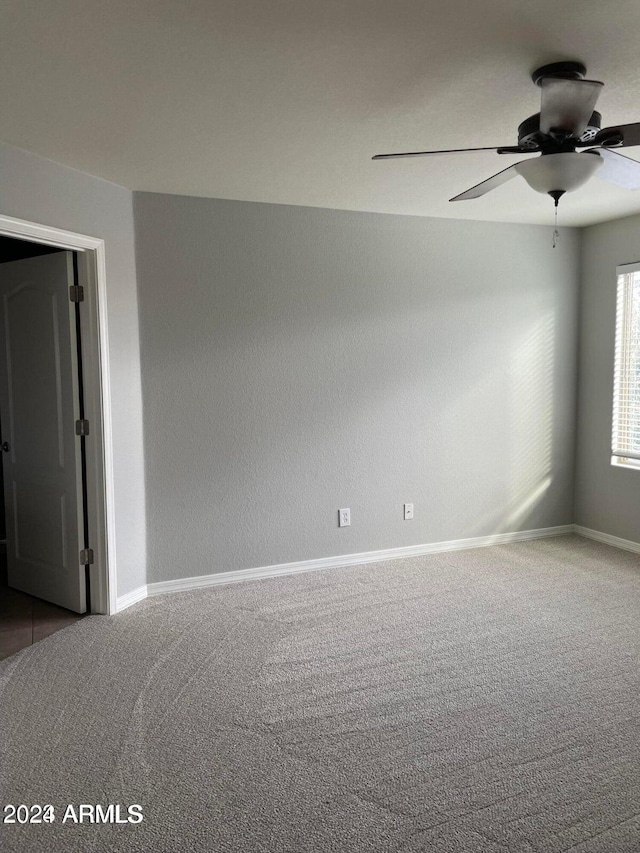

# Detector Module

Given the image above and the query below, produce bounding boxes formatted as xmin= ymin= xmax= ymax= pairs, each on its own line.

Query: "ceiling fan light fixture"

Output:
xmin=375 ymin=61 xmax=640 ymax=207
xmin=514 ymin=152 xmax=602 ymax=195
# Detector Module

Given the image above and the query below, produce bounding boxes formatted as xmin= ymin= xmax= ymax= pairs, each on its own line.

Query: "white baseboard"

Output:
xmin=115 ymin=524 xmax=573 ymax=611
xmin=115 ymin=585 xmax=148 ymax=612
xmin=573 ymin=525 xmax=640 ymax=555
xmin=114 ymin=524 xmax=640 ymax=613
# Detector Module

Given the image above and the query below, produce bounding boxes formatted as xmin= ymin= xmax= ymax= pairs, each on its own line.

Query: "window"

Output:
xmin=612 ymin=263 xmax=640 ymax=469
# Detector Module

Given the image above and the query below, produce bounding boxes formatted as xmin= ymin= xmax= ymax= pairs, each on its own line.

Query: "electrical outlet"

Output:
xmin=339 ymin=508 xmax=351 ymax=527
xmin=404 ymin=503 xmax=414 ymax=520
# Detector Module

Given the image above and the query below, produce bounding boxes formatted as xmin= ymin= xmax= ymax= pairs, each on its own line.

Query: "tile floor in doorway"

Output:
xmin=0 ymin=558 xmax=84 ymax=659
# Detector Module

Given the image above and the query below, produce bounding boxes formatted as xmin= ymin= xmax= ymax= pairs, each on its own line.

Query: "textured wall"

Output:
xmin=575 ymin=214 xmax=640 ymax=543
xmin=134 ymin=193 xmax=580 ymax=583
xmin=0 ymin=141 xmax=146 ymax=598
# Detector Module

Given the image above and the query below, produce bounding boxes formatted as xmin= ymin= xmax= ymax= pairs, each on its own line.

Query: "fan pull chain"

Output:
xmin=552 ymin=198 xmax=560 ymax=249
xmin=548 ymin=190 xmax=564 ymax=249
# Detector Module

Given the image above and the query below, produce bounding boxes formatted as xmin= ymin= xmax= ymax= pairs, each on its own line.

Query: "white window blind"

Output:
xmin=612 ymin=264 xmax=640 ymax=465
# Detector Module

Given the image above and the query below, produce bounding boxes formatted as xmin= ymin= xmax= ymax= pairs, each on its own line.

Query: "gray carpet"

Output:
xmin=1 ymin=535 xmax=640 ymax=852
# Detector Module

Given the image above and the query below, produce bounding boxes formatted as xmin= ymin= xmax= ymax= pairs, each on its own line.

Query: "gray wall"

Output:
xmin=575 ymin=214 xmax=640 ymax=543
xmin=0 ymin=141 xmax=146 ymax=598
xmin=134 ymin=193 xmax=580 ymax=583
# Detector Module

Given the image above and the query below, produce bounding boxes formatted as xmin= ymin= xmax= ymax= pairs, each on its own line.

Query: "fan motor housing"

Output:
xmin=531 ymin=61 xmax=587 ymax=86
xmin=517 ymin=111 xmax=602 ymax=149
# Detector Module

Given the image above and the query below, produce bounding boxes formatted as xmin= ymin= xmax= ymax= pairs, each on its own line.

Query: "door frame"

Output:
xmin=0 ymin=213 xmax=116 ymax=614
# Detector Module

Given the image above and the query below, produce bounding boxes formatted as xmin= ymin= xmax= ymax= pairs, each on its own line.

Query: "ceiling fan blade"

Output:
xmin=539 ymin=77 xmax=604 ymax=137
xmin=372 ymin=145 xmax=536 ymax=160
xmin=585 ymin=147 xmax=640 ymax=190
xmin=593 ymin=122 xmax=640 ymax=149
xmin=449 ymin=162 xmax=524 ymax=201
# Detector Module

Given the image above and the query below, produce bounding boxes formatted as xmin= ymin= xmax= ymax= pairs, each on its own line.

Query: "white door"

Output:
xmin=0 ymin=251 xmax=86 ymax=613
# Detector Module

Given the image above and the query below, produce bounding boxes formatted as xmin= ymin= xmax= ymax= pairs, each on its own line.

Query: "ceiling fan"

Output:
xmin=373 ymin=62 xmax=640 ymax=207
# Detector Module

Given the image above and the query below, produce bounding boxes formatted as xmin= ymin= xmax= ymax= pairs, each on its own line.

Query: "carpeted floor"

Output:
xmin=1 ymin=534 xmax=640 ymax=852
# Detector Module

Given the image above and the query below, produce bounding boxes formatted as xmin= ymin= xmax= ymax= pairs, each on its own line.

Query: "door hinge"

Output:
xmin=80 ymin=548 xmax=94 ymax=566
xmin=75 ymin=419 xmax=90 ymax=436
xmin=69 ymin=284 xmax=85 ymax=303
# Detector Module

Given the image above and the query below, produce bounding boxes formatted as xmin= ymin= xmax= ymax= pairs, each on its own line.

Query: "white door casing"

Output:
xmin=0 ymin=251 xmax=86 ymax=612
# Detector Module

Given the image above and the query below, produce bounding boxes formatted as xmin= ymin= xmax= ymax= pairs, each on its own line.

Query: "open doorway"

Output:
xmin=0 ymin=218 xmax=114 ymax=657
xmin=0 ymin=238 xmax=88 ymax=657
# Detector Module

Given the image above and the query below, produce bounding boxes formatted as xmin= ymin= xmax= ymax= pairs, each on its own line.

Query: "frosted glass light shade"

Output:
xmin=515 ymin=152 xmax=603 ymax=194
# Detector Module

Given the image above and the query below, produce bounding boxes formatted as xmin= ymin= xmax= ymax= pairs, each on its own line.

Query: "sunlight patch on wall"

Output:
xmin=499 ymin=310 xmax=555 ymax=532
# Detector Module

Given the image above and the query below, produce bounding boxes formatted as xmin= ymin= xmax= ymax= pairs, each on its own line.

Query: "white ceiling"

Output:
xmin=2 ymin=0 xmax=640 ymax=226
